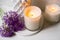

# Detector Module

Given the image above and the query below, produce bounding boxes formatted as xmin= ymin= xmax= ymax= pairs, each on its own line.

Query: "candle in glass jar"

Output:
xmin=45 ymin=4 xmax=60 ymax=22
xmin=24 ymin=6 xmax=43 ymax=31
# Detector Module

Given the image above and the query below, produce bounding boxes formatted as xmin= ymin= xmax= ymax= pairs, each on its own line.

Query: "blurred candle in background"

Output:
xmin=31 ymin=0 xmax=60 ymax=11
xmin=44 ymin=4 xmax=60 ymax=22
xmin=24 ymin=6 xmax=43 ymax=31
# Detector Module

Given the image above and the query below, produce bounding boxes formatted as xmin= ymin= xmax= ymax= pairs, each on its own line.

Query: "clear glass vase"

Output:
xmin=14 ymin=0 xmax=31 ymax=14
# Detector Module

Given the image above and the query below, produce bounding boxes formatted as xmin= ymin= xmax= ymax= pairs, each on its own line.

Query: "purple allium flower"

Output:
xmin=3 ymin=11 xmax=25 ymax=32
xmin=0 ymin=25 xmax=15 ymax=37
xmin=1 ymin=28 xmax=15 ymax=37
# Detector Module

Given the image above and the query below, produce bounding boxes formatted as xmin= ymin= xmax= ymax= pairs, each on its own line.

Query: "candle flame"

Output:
xmin=28 ymin=12 xmax=35 ymax=18
xmin=49 ymin=6 xmax=57 ymax=12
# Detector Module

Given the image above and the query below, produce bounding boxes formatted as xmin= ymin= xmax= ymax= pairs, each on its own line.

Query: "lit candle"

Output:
xmin=24 ymin=6 xmax=43 ymax=31
xmin=44 ymin=4 xmax=60 ymax=22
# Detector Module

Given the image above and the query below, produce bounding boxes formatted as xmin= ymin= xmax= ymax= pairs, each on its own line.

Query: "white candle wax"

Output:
xmin=24 ymin=6 xmax=43 ymax=31
xmin=45 ymin=4 xmax=60 ymax=22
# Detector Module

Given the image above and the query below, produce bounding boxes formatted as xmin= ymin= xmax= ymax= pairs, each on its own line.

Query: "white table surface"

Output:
xmin=0 ymin=20 xmax=60 ymax=40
